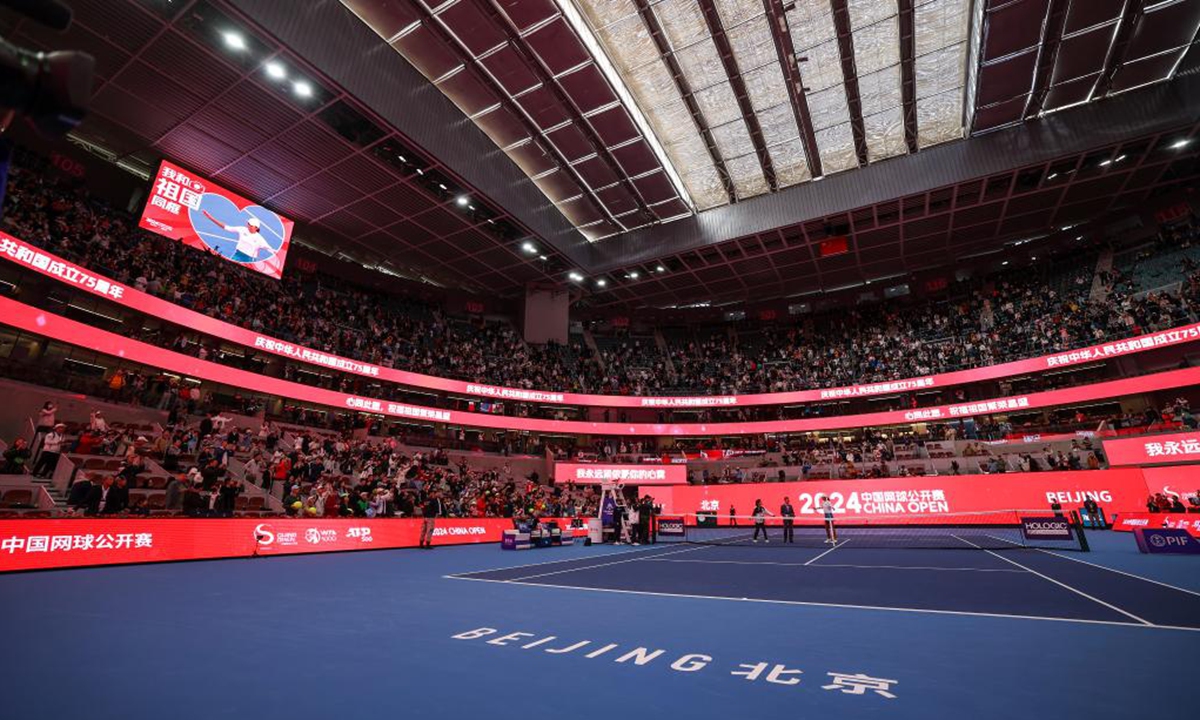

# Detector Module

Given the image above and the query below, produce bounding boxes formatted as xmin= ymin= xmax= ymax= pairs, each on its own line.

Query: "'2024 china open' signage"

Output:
xmin=138 ymin=159 xmax=294 ymax=280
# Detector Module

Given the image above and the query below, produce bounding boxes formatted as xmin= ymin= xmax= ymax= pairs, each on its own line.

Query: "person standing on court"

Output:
xmin=751 ymin=499 xmax=775 ymax=543
xmin=419 ymin=490 xmax=443 ymax=549
xmin=781 ymin=496 xmax=795 ymax=543
xmin=729 ymin=505 xmax=737 ymax=527
xmin=819 ymin=495 xmax=838 ymax=544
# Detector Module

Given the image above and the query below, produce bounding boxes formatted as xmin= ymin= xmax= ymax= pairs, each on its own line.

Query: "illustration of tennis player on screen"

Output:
xmin=192 ymin=194 xmax=286 ymax=265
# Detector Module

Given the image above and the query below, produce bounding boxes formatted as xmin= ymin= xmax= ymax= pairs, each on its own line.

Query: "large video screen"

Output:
xmin=138 ymin=159 xmax=293 ymax=279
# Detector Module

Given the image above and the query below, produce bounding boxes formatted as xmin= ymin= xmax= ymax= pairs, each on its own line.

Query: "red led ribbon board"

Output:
xmin=3 ymin=294 xmax=1200 ymax=436
xmin=2 ymin=232 xmax=1198 ymax=409
xmin=0 ymin=517 xmax=574 ymax=572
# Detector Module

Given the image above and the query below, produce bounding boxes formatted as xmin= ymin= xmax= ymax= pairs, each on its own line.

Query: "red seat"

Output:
xmin=146 ymin=493 xmax=166 ymax=509
xmin=247 ymin=496 xmax=265 ymax=511
xmin=235 ymin=495 xmax=250 ymax=510
xmin=148 ymin=476 xmax=168 ymax=489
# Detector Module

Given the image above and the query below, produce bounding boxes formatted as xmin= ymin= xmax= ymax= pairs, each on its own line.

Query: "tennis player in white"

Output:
xmin=819 ymin=495 xmax=838 ymax=544
xmin=201 ymin=210 xmax=275 ymax=262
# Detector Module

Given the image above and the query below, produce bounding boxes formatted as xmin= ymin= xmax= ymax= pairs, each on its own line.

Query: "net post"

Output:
xmin=1069 ymin=510 xmax=1091 ymax=552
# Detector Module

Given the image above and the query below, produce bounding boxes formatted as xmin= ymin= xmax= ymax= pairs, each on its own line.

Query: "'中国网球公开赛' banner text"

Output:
xmin=3 ymin=295 xmax=1200 ymax=437
xmin=2 ymin=232 xmax=1198 ymax=409
xmin=0 ymin=517 xmax=577 ymax=573
xmin=137 ymin=160 xmax=293 ymax=280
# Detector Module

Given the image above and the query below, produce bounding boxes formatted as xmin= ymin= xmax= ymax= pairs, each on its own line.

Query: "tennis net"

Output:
xmin=653 ymin=510 xmax=1088 ymax=551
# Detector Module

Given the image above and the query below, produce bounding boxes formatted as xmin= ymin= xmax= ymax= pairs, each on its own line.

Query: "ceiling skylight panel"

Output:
xmin=915 ymin=43 xmax=965 ymax=100
xmin=787 ymin=0 xmax=837 ymax=53
xmin=916 ymin=89 xmax=963 ymax=148
xmin=597 ymin=14 xmax=661 ymax=75
xmin=710 ymin=119 xmax=758 ymax=159
xmin=912 ymin=0 xmax=969 ymax=149
xmin=714 ymin=0 xmax=766 ymax=28
xmin=848 ymin=0 xmax=898 ymax=29
xmin=742 ymin=64 xmax=789 ymax=111
xmin=852 ymin=16 xmax=900 ymax=76
xmin=578 ymin=0 xmax=639 ymax=29
xmin=863 ymin=106 xmax=907 ymax=161
xmin=725 ymin=153 xmax=770 ymax=199
xmin=797 ymin=39 xmax=845 ymax=92
xmin=628 ymin=57 xmax=681 ymax=111
xmin=858 ymin=65 xmax=901 ymax=116
xmin=769 ymin=138 xmax=811 ymax=186
xmin=806 ymin=85 xmax=852 ymax=131
xmin=693 ymin=82 xmax=744 ymax=126
xmin=914 ymin=0 xmax=969 ymax=57
xmin=727 ymin=15 xmax=777 ymax=73
xmin=674 ymin=37 xmax=727 ymax=92
xmin=682 ymin=164 xmax=731 ymax=210
xmin=814 ymin=122 xmax=859 ymax=173
xmin=654 ymin=0 xmax=709 ymax=51
xmin=757 ymin=102 xmax=801 ymax=147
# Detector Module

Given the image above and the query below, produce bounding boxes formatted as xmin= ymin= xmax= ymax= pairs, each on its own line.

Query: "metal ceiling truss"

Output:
xmin=761 ymin=0 xmax=823 ymax=178
xmin=633 ymin=0 xmax=737 ymax=204
xmin=698 ymin=0 xmax=778 ymax=190
xmin=830 ymin=0 xmax=869 ymax=168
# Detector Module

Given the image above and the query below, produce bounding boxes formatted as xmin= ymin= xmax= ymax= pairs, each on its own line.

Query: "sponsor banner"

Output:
xmin=1133 ymin=527 xmax=1200 ymax=554
xmin=656 ymin=516 xmax=686 ymax=537
xmin=5 ymin=296 xmax=1200 ymax=436
xmin=0 ymin=518 xmax=573 ymax=573
xmin=138 ymin=160 xmax=293 ymax=279
xmin=650 ymin=470 xmax=1154 ymax=519
xmin=1111 ymin=512 xmax=1200 ymax=536
xmin=3 ymin=232 xmax=1199 ymax=408
xmin=1020 ymin=517 xmax=1073 ymax=540
xmin=1104 ymin=431 xmax=1200 ymax=466
xmin=554 ymin=463 xmax=688 ymax=485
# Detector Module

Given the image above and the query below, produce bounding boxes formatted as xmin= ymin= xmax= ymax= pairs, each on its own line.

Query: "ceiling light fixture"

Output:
xmin=521 ymin=241 xmax=537 ymax=254
xmin=265 ymin=61 xmax=286 ymax=80
xmin=456 ymin=196 xmax=469 ymax=206
xmin=222 ymin=31 xmax=247 ymax=51
xmin=656 ymin=265 xmax=666 ymax=272
xmin=628 ymin=271 xmax=639 ymax=279
xmin=1170 ymin=138 xmax=1191 ymax=149
xmin=292 ymin=80 xmax=313 ymax=98
xmin=596 ymin=278 xmax=607 ymax=287
xmin=569 ymin=272 xmax=583 ymax=282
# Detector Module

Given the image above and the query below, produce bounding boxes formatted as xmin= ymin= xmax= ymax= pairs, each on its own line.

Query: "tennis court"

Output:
xmin=449 ymin=536 xmax=1200 ymax=629
xmin=2 ymin=528 xmax=1198 ymax=720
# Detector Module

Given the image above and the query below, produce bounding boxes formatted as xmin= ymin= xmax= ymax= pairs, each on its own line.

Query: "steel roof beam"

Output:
xmin=897 ymin=0 xmax=918 ymax=154
xmin=830 ymin=0 xmax=869 ymax=167
xmin=762 ymin=0 xmax=823 ymax=178
xmin=698 ymin=0 xmax=778 ymax=191
xmin=633 ymin=0 xmax=736 ymax=204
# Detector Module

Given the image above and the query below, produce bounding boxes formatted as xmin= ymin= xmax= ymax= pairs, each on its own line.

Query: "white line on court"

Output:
xmin=505 ymin=544 xmax=713 ymax=582
xmin=641 ymin=557 xmax=1025 ymax=572
xmin=444 ymin=574 xmax=1200 ymax=632
xmin=803 ymin=538 xmax=849 ymax=566
xmin=449 ymin=543 xmax=689 ymax=578
xmin=983 ymin=531 xmax=1200 ymax=599
xmin=1034 ymin=548 xmax=1200 ymax=599
xmin=952 ymin=534 xmax=1153 ymax=626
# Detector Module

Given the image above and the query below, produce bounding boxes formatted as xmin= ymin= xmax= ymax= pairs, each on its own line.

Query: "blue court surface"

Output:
xmin=2 ymin=530 xmax=1198 ymax=720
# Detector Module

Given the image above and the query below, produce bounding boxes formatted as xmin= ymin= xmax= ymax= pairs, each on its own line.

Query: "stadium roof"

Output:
xmin=10 ymin=0 xmax=1200 ymax=306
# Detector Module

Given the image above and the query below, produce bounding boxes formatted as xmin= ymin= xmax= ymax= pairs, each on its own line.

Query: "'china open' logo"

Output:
xmin=254 ymin=524 xmax=275 ymax=546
